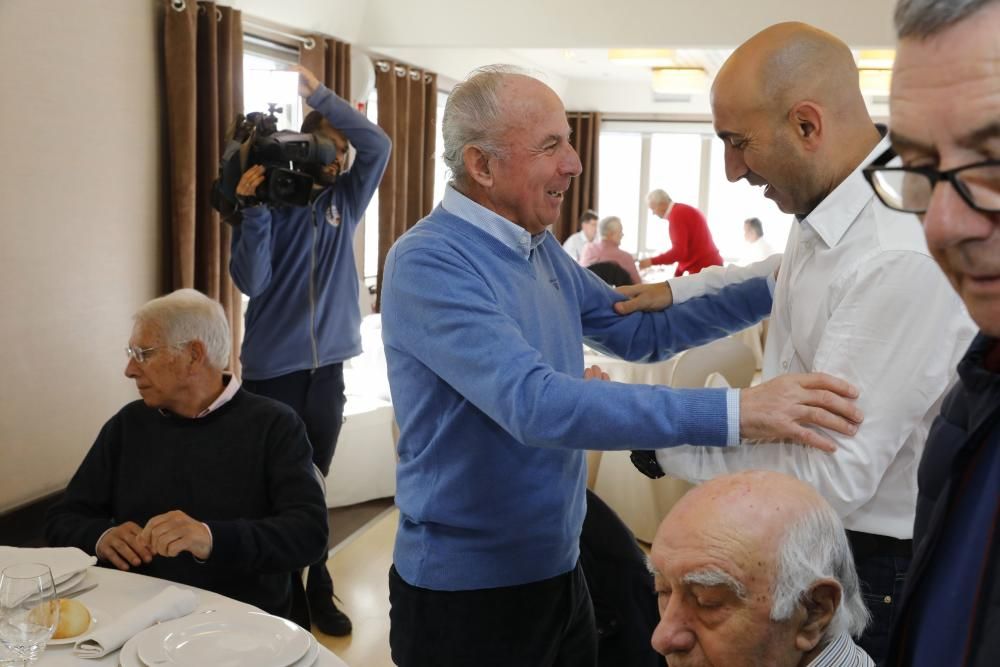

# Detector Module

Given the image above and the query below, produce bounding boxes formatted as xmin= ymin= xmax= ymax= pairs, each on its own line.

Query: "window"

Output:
xmin=242 ymin=52 xmax=302 ymax=131
xmin=598 ymin=122 xmax=793 ymax=268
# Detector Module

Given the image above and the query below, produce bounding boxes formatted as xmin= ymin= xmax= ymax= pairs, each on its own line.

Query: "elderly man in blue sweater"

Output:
xmin=380 ymin=65 xmax=863 ymax=666
xmin=229 ymin=65 xmax=391 ymax=636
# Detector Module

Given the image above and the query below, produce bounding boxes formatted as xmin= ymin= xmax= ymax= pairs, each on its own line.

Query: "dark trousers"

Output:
xmin=243 ymin=364 xmax=346 ymax=612
xmin=850 ymin=531 xmax=912 ymax=667
xmin=388 ymin=563 xmax=598 ymax=667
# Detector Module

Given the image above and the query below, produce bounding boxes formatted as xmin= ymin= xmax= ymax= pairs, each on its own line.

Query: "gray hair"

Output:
xmin=133 ymin=288 xmax=231 ymax=371
xmin=598 ymin=215 xmax=622 ymax=238
xmin=646 ymin=189 xmax=671 ymax=206
xmin=895 ymin=0 xmax=998 ymax=37
xmin=441 ymin=64 xmax=527 ymax=186
xmin=771 ymin=502 xmax=870 ymax=640
xmin=683 ymin=567 xmax=748 ymax=599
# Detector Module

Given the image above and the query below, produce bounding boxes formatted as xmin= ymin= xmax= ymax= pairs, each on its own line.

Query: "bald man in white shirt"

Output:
xmin=616 ymin=22 xmax=975 ymax=664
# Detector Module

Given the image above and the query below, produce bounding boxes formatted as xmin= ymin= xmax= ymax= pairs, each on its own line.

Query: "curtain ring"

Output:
xmin=409 ymin=69 xmax=421 ymax=81
xmin=394 ymin=65 xmax=407 ymax=77
xmin=216 ymin=7 xmax=222 ymax=21
xmin=303 ymin=37 xmax=317 ymax=50
xmin=424 ymin=73 xmax=434 ymax=84
xmin=170 ymin=0 xmax=186 ymax=11
xmin=375 ymin=61 xmax=391 ymax=73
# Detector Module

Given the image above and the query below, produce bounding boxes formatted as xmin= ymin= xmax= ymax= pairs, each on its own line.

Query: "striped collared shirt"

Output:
xmin=808 ymin=633 xmax=874 ymax=667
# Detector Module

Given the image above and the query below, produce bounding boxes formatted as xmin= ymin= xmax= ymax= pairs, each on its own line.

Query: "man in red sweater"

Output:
xmin=640 ymin=189 xmax=724 ymax=276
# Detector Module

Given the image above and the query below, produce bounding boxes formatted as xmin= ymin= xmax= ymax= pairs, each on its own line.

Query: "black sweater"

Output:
xmin=45 ymin=388 xmax=329 ymax=618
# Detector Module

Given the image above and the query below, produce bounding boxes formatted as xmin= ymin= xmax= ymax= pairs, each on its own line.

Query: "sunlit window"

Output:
xmin=597 ymin=133 xmax=642 ymax=254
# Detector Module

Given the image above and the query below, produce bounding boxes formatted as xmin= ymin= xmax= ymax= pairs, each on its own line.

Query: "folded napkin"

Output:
xmin=0 ymin=546 xmax=96 ymax=586
xmin=73 ymin=585 xmax=198 ymax=659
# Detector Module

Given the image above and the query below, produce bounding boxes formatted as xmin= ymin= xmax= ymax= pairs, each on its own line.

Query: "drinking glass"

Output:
xmin=0 ymin=564 xmax=59 ymax=665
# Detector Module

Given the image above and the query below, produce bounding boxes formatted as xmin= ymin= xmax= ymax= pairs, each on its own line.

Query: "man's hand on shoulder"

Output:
xmin=739 ymin=373 xmax=863 ymax=453
xmin=96 ymin=521 xmax=154 ymax=571
xmin=291 ymin=64 xmax=321 ymax=99
xmin=141 ymin=510 xmax=213 ymax=561
xmin=613 ymin=281 xmax=673 ymax=315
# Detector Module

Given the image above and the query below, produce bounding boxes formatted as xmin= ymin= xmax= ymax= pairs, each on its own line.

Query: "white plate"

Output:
xmin=120 ymin=627 xmax=319 ymax=667
xmin=48 ymin=605 xmax=104 ymax=645
xmin=135 ymin=610 xmax=311 ymax=667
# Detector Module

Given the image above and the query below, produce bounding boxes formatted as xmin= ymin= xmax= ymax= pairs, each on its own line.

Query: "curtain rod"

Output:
xmin=242 ymin=20 xmax=316 ymax=50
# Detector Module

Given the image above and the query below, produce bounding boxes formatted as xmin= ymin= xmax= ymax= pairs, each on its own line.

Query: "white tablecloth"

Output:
xmin=31 ymin=567 xmax=348 ymax=667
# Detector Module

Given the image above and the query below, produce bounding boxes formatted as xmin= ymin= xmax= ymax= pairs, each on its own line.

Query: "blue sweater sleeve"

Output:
xmin=229 ymin=205 xmax=273 ymax=297
xmin=383 ymin=246 xmax=736 ymax=450
xmin=306 ymin=86 xmax=391 ymax=225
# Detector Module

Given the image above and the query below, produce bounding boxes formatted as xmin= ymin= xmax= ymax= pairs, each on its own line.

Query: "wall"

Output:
xmin=0 ymin=0 xmax=163 ymax=512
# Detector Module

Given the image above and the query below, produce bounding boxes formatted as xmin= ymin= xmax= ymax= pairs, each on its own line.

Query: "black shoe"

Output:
xmin=311 ymin=596 xmax=353 ymax=636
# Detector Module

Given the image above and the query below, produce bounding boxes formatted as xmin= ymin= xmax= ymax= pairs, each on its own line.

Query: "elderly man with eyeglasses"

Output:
xmin=862 ymin=1 xmax=1000 ymax=665
xmin=44 ymin=289 xmax=329 ymax=623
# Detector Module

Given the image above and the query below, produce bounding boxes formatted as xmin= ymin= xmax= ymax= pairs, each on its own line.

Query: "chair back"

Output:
xmin=669 ymin=336 xmax=757 ymax=389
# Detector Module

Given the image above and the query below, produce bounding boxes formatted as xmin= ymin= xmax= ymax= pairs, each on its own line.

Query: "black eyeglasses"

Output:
xmin=863 ymin=147 xmax=1000 ymax=215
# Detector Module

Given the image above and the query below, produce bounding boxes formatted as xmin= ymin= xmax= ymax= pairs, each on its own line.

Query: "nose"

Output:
xmin=650 ymin=596 xmax=697 ymax=656
xmin=125 ymin=357 xmax=140 ymax=379
xmin=561 ymin=144 xmax=583 ymax=178
xmin=922 ymin=179 xmax=993 ymax=252
xmin=724 ymin=143 xmax=747 ymax=183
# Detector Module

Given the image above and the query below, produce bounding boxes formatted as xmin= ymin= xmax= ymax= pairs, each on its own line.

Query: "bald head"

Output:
xmin=714 ymin=22 xmax=865 ymax=119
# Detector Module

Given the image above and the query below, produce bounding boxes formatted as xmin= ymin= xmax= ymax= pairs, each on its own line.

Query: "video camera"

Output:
xmin=211 ymin=104 xmax=337 ymax=215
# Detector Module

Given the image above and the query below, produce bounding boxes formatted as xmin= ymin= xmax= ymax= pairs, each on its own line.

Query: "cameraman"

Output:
xmin=230 ymin=64 xmax=391 ymax=637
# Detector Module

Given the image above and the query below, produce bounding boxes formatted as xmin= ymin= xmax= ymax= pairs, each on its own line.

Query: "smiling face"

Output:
xmin=890 ymin=4 xmax=1000 ymax=335
xmin=711 ymin=84 xmax=821 ymax=217
xmin=483 ymin=76 xmax=583 ymax=234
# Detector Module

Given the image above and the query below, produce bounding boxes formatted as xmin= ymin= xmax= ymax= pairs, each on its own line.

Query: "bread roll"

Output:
xmin=52 ymin=598 xmax=91 ymax=639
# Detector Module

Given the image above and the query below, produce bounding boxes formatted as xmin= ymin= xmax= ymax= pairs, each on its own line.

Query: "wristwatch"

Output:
xmin=630 ymin=450 xmax=666 ymax=479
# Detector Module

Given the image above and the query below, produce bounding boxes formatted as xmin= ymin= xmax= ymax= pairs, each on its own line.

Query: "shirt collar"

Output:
xmin=158 ymin=374 xmax=241 ymax=419
xmin=805 ymin=632 xmax=873 ymax=667
xmin=800 ymin=129 xmax=889 ymax=249
xmin=442 ymin=184 xmax=547 ymax=259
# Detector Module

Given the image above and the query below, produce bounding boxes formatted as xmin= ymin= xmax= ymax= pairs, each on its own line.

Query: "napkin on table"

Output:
xmin=0 ymin=546 xmax=96 ymax=586
xmin=73 ymin=585 xmax=198 ymax=659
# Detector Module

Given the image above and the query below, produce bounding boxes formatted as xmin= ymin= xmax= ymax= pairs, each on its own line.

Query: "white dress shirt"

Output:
xmin=657 ymin=137 xmax=976 ymax=539
xmin=807 ymin=633 xmax=874 ymax=667
xmin=562 ymin=230 xmax=590 ymax=260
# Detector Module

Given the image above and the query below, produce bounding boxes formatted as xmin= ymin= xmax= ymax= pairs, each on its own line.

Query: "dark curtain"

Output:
xmin=299 ymin=36 xmax=351 ymax=102
xmin=374 ymin=62 xmax=437 ymax=311
xmin=554 ymin=111 xmax=601 ymax=243
xmin=163 ymin=0 xmax=243 ymax=372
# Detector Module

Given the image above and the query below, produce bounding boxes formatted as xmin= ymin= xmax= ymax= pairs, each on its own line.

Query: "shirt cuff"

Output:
xmin=726 ymin=389 xmax=741 ymax=446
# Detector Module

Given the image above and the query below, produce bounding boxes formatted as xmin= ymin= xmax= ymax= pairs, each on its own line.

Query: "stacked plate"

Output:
xmin=118 ymin=610 xmax=319 ymax=667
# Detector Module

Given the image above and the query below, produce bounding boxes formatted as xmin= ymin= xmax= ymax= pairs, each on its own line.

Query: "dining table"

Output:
xmin=18 ymin=566 xmax=349 ymax=667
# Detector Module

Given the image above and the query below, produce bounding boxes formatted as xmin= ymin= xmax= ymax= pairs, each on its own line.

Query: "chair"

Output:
xmin=669 ymin=336 xmax=757 ymax=389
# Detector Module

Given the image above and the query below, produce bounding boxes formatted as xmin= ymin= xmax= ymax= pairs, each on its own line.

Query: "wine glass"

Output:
xmin=0 ymin=563 xmax=59 ymax=665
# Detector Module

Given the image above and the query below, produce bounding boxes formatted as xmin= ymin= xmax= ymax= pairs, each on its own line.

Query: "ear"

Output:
xmin=794 ymin=579 xmax=841 ymax=652
xmin=787 ymin=101 xmax=824 ymax=151
xmin=186 ymin=340 xmax=209 ymax=370
xmin=462 ymin=145 xmax=495 ymax=188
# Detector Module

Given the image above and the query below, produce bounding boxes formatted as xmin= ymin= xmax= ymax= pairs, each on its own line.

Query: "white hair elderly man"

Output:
xmin=579 ymin=215 xmax=642 ymax=284
xmin=45 ymin=289 xmax=329 ymax=623
xmin=861 ymin=1 xmax=1000 ymax=665
xmin=649 ymin=470 xmax=873 ymax=666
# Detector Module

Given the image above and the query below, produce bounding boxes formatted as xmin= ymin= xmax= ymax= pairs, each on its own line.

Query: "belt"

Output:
xmin=845 ymin=529 xmax=912 ymax=561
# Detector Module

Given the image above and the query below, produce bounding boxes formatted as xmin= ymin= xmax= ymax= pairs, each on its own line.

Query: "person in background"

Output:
xmin=867 ymin=0 xmax=1000 ymax=664
xmin=380 ymin=63 xmax=863 ymax=666
xmin=616 ymin=22 xmax=975 ymax=663
xmin=742 ymin=216 xmax=777 ymax=264
xmin=45 ymin=289 xmax=328 ymax=622
xmin=229 ymin=64 xmax=391 ymax=636
xmin=579 ymin=215 xmax=642 ymax=285
xmin=650 ymin=470 xmax=873 ymax=666
xmin=640 ymin=189 xmax=724 ymax=276
xmin=563 ymin=209 xmax=599 ymax=260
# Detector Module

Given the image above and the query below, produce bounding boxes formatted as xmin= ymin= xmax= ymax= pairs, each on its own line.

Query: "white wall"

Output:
xmin=0 ymin=0 xmax=162 ymax=512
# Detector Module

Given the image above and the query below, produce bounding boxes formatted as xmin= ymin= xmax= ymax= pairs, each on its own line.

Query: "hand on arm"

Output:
xmin=739 ymin=373 xmax=862 ymax=453
xmin=140 ymin=510 xmax=213 ymax=561
xmin=96 ymin=521 xmax=154 ymax=571
xmin=613 ymin=281 xmax=673 ymax=314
